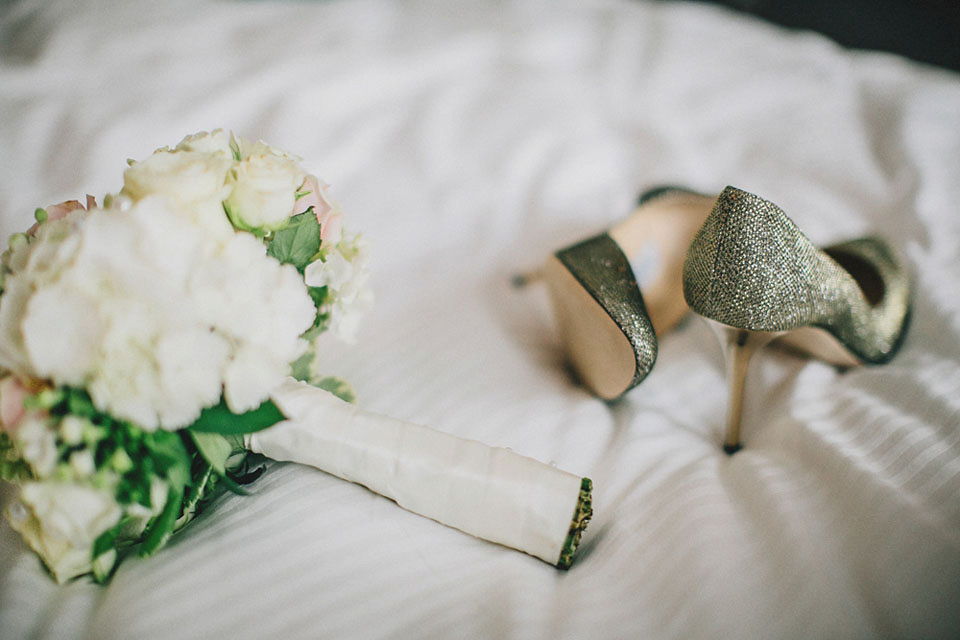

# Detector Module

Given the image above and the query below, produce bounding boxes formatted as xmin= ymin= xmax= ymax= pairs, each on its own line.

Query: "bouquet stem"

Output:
xmin=247 ymin=379 xmax=592 ymax=567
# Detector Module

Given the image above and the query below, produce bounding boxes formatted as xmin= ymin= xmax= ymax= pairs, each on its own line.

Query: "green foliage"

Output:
xmin=266 ymin=211 xmax=323 ymax=272
xmin=314 ymin=377 xmax=356 ymax=404
xmin=189 ymin=431 xmax=233 ymax=476
xmin=92 ymin=516 xmax=134 ymax=559
xmin=301 ymin=285 xmax=332 ymax=341
xmin=187 ymin=398 xmax=285 ymax=435
xmin=139 ymin=486 xmax=181 ymax=557
xmin=289 ymin=350 xmax=357 ymax=404
xmin=0 ymin=432 xmax=30 ymax=481
xmin=289 ymin=351 xmax=314 ymax=382
xmin=263 ymin=207 xmax=335 ymax=344
xmin=14 ymin=386 xmax=282 ymax=573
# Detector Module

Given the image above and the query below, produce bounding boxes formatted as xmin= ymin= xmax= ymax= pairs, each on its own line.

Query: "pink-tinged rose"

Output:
xmin=0 ymin=375 xmax=29 ymax=435
xmin=28 ymin=196 xmax=96 ymax=236
xmin=290 ymin=174 xmax=322 ymax=216
xmin=46 ymin=196 xmax=96 ymax=222
xmin=317 ymin=208 xmax=343 ymax=244
xmin=292 ymin=175 xmax=325 ymax=217
xmin=293 ymin=176 xmax=343 ymax=243
xmin=44 ymin=196 xmax=96 ymax=223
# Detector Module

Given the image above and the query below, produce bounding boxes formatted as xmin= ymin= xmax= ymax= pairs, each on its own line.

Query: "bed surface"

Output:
xmin=1 ymin=1 xmax=959 ymax=638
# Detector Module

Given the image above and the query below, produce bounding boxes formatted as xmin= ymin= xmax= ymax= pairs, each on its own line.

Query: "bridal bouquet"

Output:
xmin=0 ymin=130 xmax=591 ymax=583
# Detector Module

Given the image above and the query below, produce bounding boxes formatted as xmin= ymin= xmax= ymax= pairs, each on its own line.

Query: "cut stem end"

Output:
xmin=556 ymin=477 xmax=593 ymax=569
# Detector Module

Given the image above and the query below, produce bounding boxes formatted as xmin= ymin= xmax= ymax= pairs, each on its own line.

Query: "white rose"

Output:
xmin=122 ymin=150 xmax=234 ymax=238
xmin=223 ymin=153 xmax=304 ymax=232
xmin=123 ymin=150 xmax=231 ymax=204
xmin=173 ymin=129 xmax=232 ymax=156
xmin=232 ymin=135 xmax=301 ymax=163
xmin=6 ymin=482 xmax=122 ymax=583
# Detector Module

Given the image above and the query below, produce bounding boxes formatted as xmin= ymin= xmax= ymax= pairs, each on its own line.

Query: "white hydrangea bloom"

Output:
xmin=303 ymin=234 xmax=372 ymax=343
xmin=189 ymin=231 xmax=314 ymax=413
xmin=0 ymin=215 xmax=85 ymax=376
xmin=1 ymin=196 xmax=315 ymax=430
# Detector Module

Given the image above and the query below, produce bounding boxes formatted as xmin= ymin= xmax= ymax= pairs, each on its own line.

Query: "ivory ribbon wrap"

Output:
xmin=247 ymin=379 xmax=584 ymax=565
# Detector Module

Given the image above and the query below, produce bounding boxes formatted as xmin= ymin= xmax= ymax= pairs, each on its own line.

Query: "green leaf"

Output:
xmin=175 ymin=466 xmax=214 ymax=531
xmin=301 ymin=316 xmax=330 ymax=342
xmin=289 ymin=351 xmax=315 ymax=383
xmin=23 ymin=388 xmax=65 ymax=412
xmin=314 ymin=377 xmax=356 ymax=404
xmin=189 ymin=431 xmax=232 ymax=475
xmin=92 ymin=548 xmax=118 ymax=584
xmin=0 ymin=433 xmax=30 ymax=481
xmin=139 ymin=486 xmax=181 ymax=557
xmin=66 ymin=388 xmax=97 ymax=417
xmin=188 ymin=398 xmax=285 ymax=435
xmin=142 ymin=430 xmax=191 ymax=484
xmin=217 ymin=473 xmax=251 ymax=496
xmin=92 ymin=516 xmax=135 ymax=559
xmin=266 ymin=211 xmax=322 ymax=271
xmin=307 ymin=284 xmax=329 ymax=306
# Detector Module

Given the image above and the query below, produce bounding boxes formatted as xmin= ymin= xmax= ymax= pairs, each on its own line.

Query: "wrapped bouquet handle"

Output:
xmin=253 ymin=379 xmax=592 ymax=567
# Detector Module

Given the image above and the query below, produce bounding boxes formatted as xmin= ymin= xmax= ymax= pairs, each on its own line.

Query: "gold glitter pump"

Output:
xmin=535 ymin=187 xmax=714 ymax=399
xmin=683 ymin=186 xmax=911 ymax=454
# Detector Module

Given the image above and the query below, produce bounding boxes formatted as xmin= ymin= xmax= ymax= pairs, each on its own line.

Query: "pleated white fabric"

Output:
xmin=1 ymin=0 xmax=959 ymax=638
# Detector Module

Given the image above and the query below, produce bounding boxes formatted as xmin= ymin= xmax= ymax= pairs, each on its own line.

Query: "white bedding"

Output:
xmin=1 ymin=0 xmax=959 ymax=638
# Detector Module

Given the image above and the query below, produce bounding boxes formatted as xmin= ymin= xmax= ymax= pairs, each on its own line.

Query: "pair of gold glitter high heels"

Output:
xmin=533 ymin=185 xmax=911 ymax=454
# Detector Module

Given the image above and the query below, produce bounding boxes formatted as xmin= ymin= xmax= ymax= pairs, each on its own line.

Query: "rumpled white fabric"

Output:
xmin=1 ymin=0 xmax=958 ymax=638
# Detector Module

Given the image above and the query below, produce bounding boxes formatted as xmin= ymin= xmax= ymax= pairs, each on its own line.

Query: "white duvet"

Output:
xmin=1 ymin=0 xmax=958 ymax=638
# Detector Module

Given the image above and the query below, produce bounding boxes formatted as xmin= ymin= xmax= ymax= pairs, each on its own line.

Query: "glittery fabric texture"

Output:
xmin=556 ymin=233 xmax=657 ymax=392
xmin=682 ymin=186 xmax=910 ymax=364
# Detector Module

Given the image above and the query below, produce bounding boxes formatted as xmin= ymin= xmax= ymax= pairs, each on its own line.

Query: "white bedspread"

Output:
xmin=1 ymin=0 xmax=959 ymax=638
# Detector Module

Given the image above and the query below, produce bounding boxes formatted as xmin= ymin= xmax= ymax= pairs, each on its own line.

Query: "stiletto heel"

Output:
xmin=535 ymin=187 xmax=714 ymax=399
xmin=684 ymin=186 xmax=911 ymax=452
xmin=704 ymin=319 xmax=783 ymax=454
